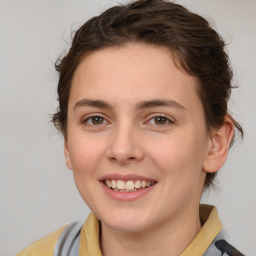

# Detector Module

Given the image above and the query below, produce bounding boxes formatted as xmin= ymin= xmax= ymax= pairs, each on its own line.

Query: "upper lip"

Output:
xmin=100 ymin=174 xmax=157 ymax=182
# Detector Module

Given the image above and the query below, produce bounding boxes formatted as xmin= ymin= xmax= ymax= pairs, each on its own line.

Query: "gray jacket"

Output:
xmin=54 ymin=222 xmax=245 ymax=256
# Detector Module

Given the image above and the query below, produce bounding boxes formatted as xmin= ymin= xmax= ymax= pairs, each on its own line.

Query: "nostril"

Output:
xmin=109 ymin=155 xmax=137 ymax=163
xmin=106 ymin=144 xmax=145 ymax=164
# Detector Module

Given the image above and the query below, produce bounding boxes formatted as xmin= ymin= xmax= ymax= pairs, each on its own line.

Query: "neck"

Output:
xmin=100 ymin=206 xmax=201 ymax=256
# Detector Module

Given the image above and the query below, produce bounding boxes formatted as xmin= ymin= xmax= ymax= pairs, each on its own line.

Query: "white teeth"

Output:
xmin=134 ymin=180 xmax=141 ymax=189
xmin=112 ymin=180 xmax=117 ymax=189
xmin=105 ymin=179 xmax=155 ymax=191
xmin=117 ymin=180 xmax=125 ymax=190
xmin=106 ymin=180 xmax=111 ymax=188
xmin=126 ymin=180 xmax=135 ymax=190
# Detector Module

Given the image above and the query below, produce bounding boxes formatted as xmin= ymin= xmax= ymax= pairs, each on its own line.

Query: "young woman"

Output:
xmin=17 ymin=0 xmax=244 ymax=255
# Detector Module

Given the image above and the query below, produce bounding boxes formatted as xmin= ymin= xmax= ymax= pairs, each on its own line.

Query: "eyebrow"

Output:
xmin=73 ymin=98 xmax=186 ymax=111
xmin=73 ymin=99 xmax=111 ymax=110
xmin=136 ymin=99 xmax=186 ymax=110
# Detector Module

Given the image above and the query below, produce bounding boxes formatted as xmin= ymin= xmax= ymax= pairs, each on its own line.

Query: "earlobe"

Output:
xmin=64 ymin=140 xmax=73 ymax=170
xmin=203 ymin=115 xmax=234 ymax=173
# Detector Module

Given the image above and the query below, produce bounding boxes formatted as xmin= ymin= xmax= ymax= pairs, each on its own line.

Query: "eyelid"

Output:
xmin=80 ymin=112 xmax=175 ymax=127
xmin=81 ymin=113 xmax=110 ymax=125
xmin=145 ymin=113 xmax=175 ymax=125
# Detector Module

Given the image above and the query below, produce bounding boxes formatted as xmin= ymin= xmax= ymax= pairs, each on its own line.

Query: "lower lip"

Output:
xmin=101 ymin=182 xmax=156 ymax=201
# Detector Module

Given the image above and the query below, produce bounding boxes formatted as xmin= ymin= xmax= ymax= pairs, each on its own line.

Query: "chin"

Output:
xmin=100 ymin=209 xmax=155 ymax=233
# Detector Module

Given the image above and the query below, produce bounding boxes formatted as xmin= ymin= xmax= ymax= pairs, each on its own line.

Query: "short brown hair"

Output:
xmin=53 ymin=0 xmax=243 ymax=188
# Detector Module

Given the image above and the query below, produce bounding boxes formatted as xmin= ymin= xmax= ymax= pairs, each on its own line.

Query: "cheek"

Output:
xmin=147 ymin=131 xmax=207 ymax=179
xmin=68 ymin=134 xmax=106 ymax=176
xmin=68 ymin=135 xmax=107 ymax=207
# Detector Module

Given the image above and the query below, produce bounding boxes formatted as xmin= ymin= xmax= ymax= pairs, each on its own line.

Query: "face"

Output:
xmin=65 ymin=43 xmax=212 ymax=233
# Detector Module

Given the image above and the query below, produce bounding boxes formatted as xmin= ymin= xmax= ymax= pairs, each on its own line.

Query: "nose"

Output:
xmin=106 ymin=123 xmax=145 ymax=165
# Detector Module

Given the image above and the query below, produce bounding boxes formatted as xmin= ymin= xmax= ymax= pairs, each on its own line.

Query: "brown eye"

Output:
xmin=93 ymin=116 xmax=104 ymax=124
xmin=154 ymin=116 xmax=168 ymax=125
xmin=84 ymin=116 xmax=107 ymax=125
xmin=147 ymin=115 xmax=173 ymax=126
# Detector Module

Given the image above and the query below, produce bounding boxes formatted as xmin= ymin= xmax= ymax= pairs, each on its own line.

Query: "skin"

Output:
xmin=64 ymin=43 xmax=234 ymax=256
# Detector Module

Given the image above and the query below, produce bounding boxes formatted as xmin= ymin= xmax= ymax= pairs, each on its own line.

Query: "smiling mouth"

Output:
xmin=103 ymin=180 xmax=156 ymax=192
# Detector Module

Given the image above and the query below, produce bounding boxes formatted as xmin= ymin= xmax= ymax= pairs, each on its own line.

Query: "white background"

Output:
xmin=0 ymin=0 xmax=255 ymax=255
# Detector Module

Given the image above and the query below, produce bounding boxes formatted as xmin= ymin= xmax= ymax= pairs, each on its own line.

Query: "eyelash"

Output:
xmin=81 ymin=114 xmax=174 ymax=128
xmin=82 ymin=115 xmax=109 ymax=127
xmin=146 ymin=114 xmax=174 ymax=126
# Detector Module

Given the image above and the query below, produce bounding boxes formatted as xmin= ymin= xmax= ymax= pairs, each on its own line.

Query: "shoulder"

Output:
xmin=15 ymin=224 xmax=67 ymax=256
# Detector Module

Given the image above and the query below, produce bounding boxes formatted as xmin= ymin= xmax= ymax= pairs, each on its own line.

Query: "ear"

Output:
xmin=64 ymin=140 xmax=73 ymax=170
xmin=203 ymin=115 xmax=234 ymax=173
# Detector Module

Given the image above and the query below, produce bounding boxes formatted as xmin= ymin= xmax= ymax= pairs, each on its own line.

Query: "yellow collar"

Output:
xmin=79 ymin=204 xmax=222 ymax=256
xmin=180 ymin=204 xmax=222 ymax=255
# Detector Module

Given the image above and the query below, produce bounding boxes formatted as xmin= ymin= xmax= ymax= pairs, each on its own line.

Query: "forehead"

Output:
xmin=70 ymin=43 xmax=200 ymax=110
